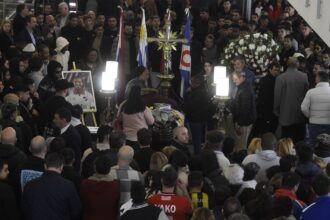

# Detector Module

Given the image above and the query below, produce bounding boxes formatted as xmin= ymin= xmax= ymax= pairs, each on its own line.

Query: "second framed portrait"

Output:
xmin=62 ymin=70 xmax=97 ymax=112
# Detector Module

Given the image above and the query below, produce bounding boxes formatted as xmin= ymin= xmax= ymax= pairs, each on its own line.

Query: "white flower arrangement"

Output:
xmin=221 ymin=32 xmax=281 ymax=74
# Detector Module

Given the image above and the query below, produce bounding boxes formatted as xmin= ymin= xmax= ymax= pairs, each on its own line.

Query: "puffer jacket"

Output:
xmin=301 ymin=82 xmax=330 ymax=124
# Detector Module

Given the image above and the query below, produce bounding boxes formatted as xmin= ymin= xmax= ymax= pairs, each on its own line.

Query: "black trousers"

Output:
xmin=281 ymin=123 xmax=305 ymax=144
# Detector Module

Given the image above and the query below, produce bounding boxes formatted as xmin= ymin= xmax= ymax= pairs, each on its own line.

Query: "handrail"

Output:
xmin=1 ymin=0 xmax=34 ymax=21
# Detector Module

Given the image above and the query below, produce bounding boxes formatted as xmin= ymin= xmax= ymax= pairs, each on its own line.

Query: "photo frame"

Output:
xmin=62 ymin=71 xmax=97 ymax=112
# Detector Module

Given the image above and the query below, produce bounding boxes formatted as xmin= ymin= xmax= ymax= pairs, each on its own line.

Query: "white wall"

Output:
xmin=288 ymin=0 xmax=330 ymax=47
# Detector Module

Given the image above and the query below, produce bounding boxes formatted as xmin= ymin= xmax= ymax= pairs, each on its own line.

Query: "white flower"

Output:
xmin=242 ymin=46 xmax=247 ymax=51
xmin=263 ymin=34 xmax=268 ymax=40
xmin=252 ymin=63 xmax=257 ymax=68
xmin=253 ymin=33 xmax=261 ymax=38
xmin=261 ymin=45 xmax=267 ymax=52
xmin=271 ymin=40 xmax=276 ymax=46
xmin=239 ymin=39 xmax=244 ymax=45
xmin=244 ymin=35 xmax=250 ymax=40
xmin=256 ymin=46 xmax=262 ymax=52
xmin=249 ymin=44 xmax=256 ymax=50
xmin=249 ymin=55 xmax=253 ymax=58
xmin=276 ymin=55 xmax=280 ymax=60
xmin=221 ymin=60 xmax=224 ymax=64
xmin=229 ymin=42 xmax=235 ymax=48
xmin=234 ymin=52 xmax=238 ymax=56
xmin=225 ymin=55 xmax=229 ymax=59
xmin=238 ymin=48 xmax=243 ymax=54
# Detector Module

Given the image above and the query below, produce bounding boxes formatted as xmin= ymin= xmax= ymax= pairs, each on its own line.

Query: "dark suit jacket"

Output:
xmin=61 ymin=125 xmax=82 ymax=171
xmin=13 ymin=15 xmax=26 ymax=39
xmin=74 ymin=124 xmax=92 ymax=152
xmin=257 ymin=74 xmax=277 ymax=121
xmin=17 ymin=28 xmax=38 ymax=45
xmin=22 ymin=171 xmax=81 ymax=220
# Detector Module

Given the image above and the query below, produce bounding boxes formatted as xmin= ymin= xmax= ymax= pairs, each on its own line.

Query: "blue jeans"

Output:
xmin=189 ymin=122 xmax=206 ymax=154
xmin=306 ymin=124 xmax=330 ymax=146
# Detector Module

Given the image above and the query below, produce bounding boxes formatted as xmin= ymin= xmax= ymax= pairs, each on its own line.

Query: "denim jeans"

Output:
xmin=306 ymin=124 xmax=330 ymax=146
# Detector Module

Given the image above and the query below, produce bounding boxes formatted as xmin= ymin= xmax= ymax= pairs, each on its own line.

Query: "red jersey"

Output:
xmin=147 ymin=193 xmax=192 ymax=220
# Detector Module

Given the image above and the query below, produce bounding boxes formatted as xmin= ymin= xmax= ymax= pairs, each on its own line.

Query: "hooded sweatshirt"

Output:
xmin=242 ymin=150 xmax=280 ymax=182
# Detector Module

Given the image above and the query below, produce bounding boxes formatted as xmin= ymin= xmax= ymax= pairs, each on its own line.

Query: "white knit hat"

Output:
xmin=22 ymin=43 xmax=35 ymax=52
xmin=225 ymin=164 xmax=244 ymax=185
xmin=55 ymin=37 xmax=69 ymax=52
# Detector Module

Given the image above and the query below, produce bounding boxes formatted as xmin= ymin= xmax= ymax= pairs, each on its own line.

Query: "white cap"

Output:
xmin=22 ymin=43 xmax=36 ymax=53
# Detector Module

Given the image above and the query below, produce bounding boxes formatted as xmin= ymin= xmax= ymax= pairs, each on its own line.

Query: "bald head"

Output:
xmin=1 ymin=127 xmax=17 ymax=145
xmin=118 ymin=145 xmax=134 ymax=165
xmin=30 ymin=136 xmax=47 ymax=157
xmin=3 ymin=93 xmax=19 ymax=105
xmin=173 ymin=126 xmax=189 ymax=145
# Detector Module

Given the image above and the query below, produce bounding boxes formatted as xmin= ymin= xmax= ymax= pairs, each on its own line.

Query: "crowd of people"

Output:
xmin=0 ymin=0 xmax=330 ymax=220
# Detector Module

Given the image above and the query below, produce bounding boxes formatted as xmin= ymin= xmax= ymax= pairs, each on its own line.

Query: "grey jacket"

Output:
xmin=274 ymin=67 xmax=309 ymax=126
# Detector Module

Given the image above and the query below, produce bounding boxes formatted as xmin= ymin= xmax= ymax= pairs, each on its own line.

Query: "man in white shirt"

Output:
xmin=301 ymin=71 xmax=330 ymax=145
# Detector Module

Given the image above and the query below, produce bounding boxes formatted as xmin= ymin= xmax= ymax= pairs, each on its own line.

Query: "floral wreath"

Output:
xmin=221 ymin=32 xmax=281 ymax=74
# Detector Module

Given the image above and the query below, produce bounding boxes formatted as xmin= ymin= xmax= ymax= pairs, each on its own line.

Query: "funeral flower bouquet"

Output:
xmin=221 ymin=32 xmax=281 ymax=74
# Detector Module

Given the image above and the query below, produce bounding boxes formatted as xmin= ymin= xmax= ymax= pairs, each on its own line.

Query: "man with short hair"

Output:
xmin=0 ymin=127 xmax=26 ymax=175
xmin=273 ymin=172 xmax=306 ymax=219
xmin=134 ymin=128 xmax=154 ymax=174
xmin=148 ymin=165 xmax=192 ymax=220
xmin=60 ymin=13 xmax=85 ymax=63
xmin=17 ymin=15 xmax=38 ymax=45
xmin=13 ymin=4 xmax=29 ymax=39
xmin=301 ymin=71 xmax=330 ymax=144
xmin=205 ymin=130 xmax=230 ymax=172
xmin=242 ymin=132 xmax=280 ymax=182
xmin=53 ymin=107 xmax=82 ymax=171
xmin=0 ymin=159 xmax=20 ymax=220
xmin=122 ymin=181 xmax=169 ymax=220
xmin=22 ymin=153 xmax=81 ymax=220
xmin=43 ymin=79 xmax=74 ymax=136
xmin=301 ymin=174 xmax=330 ymax=220
xmin=104 ymin=16 xmax=118 ymax=38
xmin=14 ymin=136 xmax=46 ymax=193
xmin=91 ymin=24 xmax=112 ymax=61
xmin=45 ymin=15 xmax=61 ymax=49
xmin=256 ymin=62 xmax=281 ymax=135
xmin=110 ymin=145 xmax=144 ymax=205
xmin=15 ymin=84 xmax=37 ymax=136
xmin=71 ymin=105 xmax=92 ymax=152
xmin=81 ymin=125 xmax=113 ymax=178
xmin=60 ymin=148 xmax=82 ymax=193
xmin=232 ymin=56 xmax=256 ymax=90
xmin=279 ymin=35 xmax=296 ymax=70
xmin=274 ymin=56 xmax=309 ymax=143
xmin=56 ymin=2 xmax=69 ymax=28
xmin=230 ymin=71 xmax=256 ymax=151
xmin=172 ymin=126 xmax=191 ymax=158
xmin=81 ymin=155 xmax=120 ymax=220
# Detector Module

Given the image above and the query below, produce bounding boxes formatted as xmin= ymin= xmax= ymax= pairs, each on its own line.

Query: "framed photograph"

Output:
xmin=62 ymin=71 xmax=97 ymax=112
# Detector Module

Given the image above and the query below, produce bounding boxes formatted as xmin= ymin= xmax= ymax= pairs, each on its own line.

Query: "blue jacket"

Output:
xmin=301 ymin=196 xmax=330 ymax=220
xmin=22 ymin=171 xmax=81 ymax=220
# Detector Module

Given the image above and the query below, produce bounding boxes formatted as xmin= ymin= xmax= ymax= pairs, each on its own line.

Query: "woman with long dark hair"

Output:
xmin=118 ymin=85 xmax=154 ymax=150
